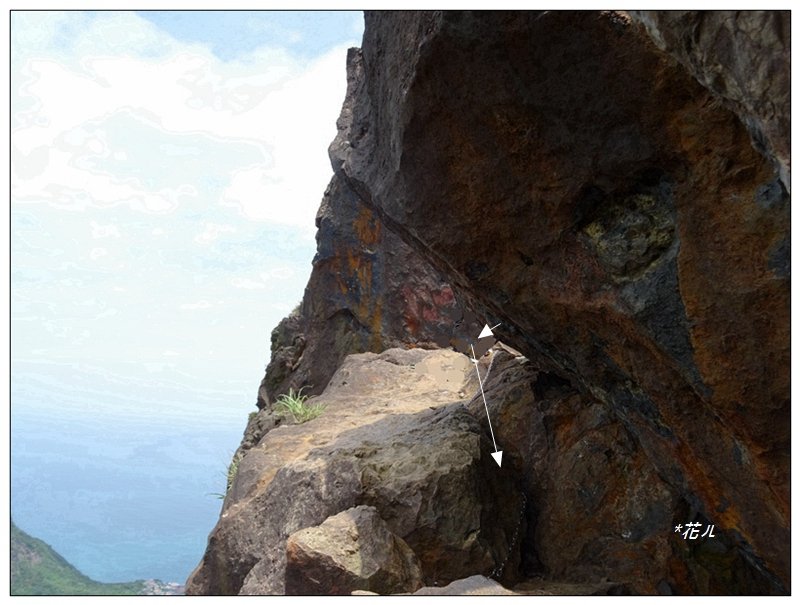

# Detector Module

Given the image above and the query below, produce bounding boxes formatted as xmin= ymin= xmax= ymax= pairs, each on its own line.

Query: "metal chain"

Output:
xmin=488 ymin=359 xmax=539 ymax=581
xmin=493 ymin=381 xmax=542 ymax=580
xmin=489 ymin=489 xmax=528 ymax=580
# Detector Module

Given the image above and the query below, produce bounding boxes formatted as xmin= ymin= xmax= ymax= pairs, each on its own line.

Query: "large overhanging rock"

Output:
xmin=185 ymin=349 xmax=524 ymax=595
xmin=331 ymin=10 xmax=789 ymax=593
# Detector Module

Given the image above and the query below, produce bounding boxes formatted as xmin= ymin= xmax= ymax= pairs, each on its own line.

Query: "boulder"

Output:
xmin=285 ymin=505 xmax=423 ymax=595
xmin=466 ymin=348 xmax=677 ymax=591
xmin=411 ymin=575 xmax=518 ymax=595
xmin=470 ymin=346 xmax=784 ymax=594
xmin=185 ymin=348 xmax=524 ymax=595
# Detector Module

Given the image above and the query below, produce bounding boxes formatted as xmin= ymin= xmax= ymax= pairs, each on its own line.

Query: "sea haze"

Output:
xmin=11 ymin=360 xmax=251 ymax=584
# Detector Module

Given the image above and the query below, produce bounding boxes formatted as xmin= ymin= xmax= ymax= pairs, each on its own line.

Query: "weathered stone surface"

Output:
xmin=411 ymin=575 xmax=518 ymax=595
xmin=186 ymin=348 xmax=524 ymax=595
xmin=255 ymin=172 xmax=471 ymax=411
xmin=513 ymin=579 xmax=629 ymax=596
xmin=629 ymin=11 xmax=791 ymax=191
xmin=285 ymin=505 xmax=423 ymax=595
xmin=330 ymin=10 xmax=789 ymax=593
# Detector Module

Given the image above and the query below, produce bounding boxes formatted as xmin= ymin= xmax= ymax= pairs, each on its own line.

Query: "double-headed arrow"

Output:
xmin=470 ymin=323 xmax=503 ymax=467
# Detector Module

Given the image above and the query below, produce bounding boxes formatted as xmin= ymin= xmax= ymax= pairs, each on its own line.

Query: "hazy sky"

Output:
xmin=8 ymin=11 xmax=364 ymax=581
xmin=11 ymin=11 xmax=364 ymax=404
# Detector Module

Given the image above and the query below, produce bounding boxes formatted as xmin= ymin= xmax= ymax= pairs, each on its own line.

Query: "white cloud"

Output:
xmin=194 ymin=222 xmax=236 ymax=244
xmin=11 ymin=12 xmax=350 ymax=230
xmin=260 ymin=267 xmax=293 ymax=280
xmin=90 ymin=220 xmax=121 ymax=238
xmin=231 ymin=277 xmax=265 ymax=289
xmin=10 ymin=12 xmax=356 ymax=389
xmin=59 ymin=278 xmax=85 ymax=287
xmin=12 ymin=134 xmax=195 ymax=213
xmin=219 ymin=47 xmax=347 ymax=228
xmin=145 ymin=361 xmax=175 ymax=373
xmin=179 ymin=300 xmax=213 ymax=310
xmin=270 ymin=302 xmax=294 ymax=313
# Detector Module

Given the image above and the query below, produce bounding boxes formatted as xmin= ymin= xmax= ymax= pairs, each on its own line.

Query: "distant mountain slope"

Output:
xmin=10 ymin=520 xmax=144 ymax=596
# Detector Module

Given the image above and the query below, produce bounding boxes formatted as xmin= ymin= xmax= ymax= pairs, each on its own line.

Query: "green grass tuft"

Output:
xmin=208 ymin=451 xmax=245 ymax=500
xmin=275 ymin=387 xmax=325 ymax=423
xmin=226 ymin=452 xmax=243 ymax=493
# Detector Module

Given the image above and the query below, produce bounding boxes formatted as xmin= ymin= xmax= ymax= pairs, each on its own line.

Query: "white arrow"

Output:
xmin=478 ymin=322 xmax=502 ymax=339
xmin=471 ymin=344 xmax=503 ymax=467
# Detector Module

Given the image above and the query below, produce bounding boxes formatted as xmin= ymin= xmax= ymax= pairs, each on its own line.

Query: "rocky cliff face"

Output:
xmin=189 ymin=10 xmax=789 ymax=595
xmin=255 ymin=168 xmax=471 ymax=411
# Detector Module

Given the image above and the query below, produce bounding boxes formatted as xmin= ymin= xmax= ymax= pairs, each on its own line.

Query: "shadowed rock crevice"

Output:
xmin=473 ymin=346 xmax=788 ymax=595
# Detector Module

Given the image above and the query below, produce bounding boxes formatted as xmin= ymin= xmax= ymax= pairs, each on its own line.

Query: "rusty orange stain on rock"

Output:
xmin=353 ymin=205 xmax=381 ymax=246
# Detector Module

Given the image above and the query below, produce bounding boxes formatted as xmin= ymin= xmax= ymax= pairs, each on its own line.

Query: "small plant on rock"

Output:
xmin=208 ymin=451 xmax=244 ymax=500
xmin=275 ymin=387 xmax=325 ymax=424
xmin=226 ymin=451 xmax=243 ymax=493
